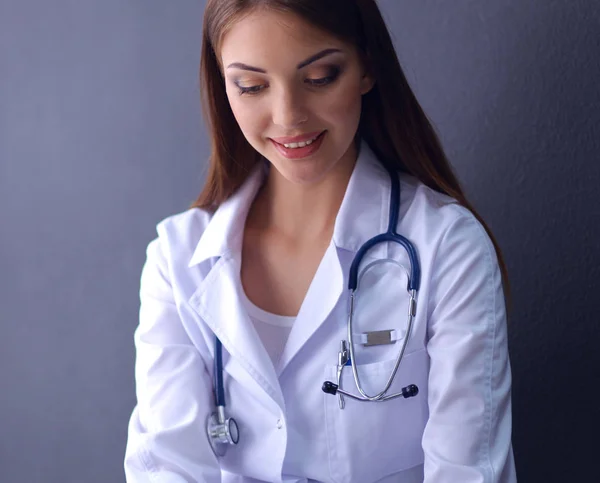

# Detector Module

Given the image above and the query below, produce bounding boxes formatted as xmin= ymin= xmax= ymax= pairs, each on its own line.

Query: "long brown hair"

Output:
xmin=192 ymin=0 xmax=511 ymax=308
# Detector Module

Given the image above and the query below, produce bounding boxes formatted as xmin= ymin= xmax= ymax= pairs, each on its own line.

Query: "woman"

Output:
xmin=125 ymin=0 xmax=516 ymax=481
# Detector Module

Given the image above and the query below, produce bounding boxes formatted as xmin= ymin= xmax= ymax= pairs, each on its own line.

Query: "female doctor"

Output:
xmin=125 ymin=0 xmax=517 ymax=482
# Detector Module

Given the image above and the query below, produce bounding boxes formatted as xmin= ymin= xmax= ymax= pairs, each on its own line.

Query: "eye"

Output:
xmin=237 ymin=84 xmax=266 ymax=96
xmin=306 ymin=76 xmax=335 ymax=87
xmin=306 ymin=66 xmax=341 ymax=87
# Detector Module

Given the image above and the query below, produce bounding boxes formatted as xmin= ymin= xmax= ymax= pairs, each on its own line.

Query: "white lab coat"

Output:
xmin=125 ymin=141 xmax=516 ymax=483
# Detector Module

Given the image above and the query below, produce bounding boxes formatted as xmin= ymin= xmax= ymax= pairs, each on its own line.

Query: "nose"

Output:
xmin=271 ymin=87 xmax=309 ymax=129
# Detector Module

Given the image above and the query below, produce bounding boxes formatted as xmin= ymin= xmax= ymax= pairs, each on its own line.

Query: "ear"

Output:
xmin=360 ymin=71 xmax=376 ymax=95
xmin=359 ymin=54 xmax=376 ymax=95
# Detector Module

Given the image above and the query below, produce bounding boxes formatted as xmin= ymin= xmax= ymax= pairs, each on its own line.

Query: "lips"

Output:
xmin=269 ymin=131 xmax=327 ymax=160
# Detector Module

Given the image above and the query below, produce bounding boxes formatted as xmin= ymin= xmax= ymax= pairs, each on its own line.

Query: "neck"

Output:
xmin=249 ymin=148 xmax=358 ymax=243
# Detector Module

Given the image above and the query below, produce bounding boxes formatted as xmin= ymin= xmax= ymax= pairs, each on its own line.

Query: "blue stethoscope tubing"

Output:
xmin=207 ymin=164 xmax=421 ymax=455
xmin=206 ymin=337 xmax=240 ymax=456
xmin=348 ymin=164 xmax=420 ymax=292
xmin=214 ymin=337 xmax=226 ymax=409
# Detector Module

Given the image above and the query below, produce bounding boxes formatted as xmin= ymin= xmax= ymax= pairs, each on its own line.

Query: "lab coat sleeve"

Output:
xmin=124 ymin=236 xmax=221 ymax=483
xmin=422 ymin=212 xmax=516 ymax=483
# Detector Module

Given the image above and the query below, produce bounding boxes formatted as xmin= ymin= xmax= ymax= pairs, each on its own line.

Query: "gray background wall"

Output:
xmin=1 ymin=1 xmax=598 ymax=482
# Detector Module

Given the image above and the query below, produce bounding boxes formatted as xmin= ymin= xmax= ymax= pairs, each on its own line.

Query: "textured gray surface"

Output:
xmin=1 ymin=1 xmax=598 ymax=482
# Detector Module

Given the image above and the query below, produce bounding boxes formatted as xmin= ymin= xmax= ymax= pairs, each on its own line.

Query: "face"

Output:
xmin=219 ymin=9 xmax=375 ymax=186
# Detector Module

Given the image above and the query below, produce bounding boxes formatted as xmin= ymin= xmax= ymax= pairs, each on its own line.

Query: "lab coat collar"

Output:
xmin=188 ymin=140 xmax=390 ymax=268
xmin=187 ymin=164 xmax=265 ymax=267
xmin=332 ymin=141 xmax=390 ymax=257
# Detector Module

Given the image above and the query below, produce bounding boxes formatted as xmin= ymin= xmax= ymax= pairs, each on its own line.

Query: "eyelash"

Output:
xmin=236 ymin=70 xmax=341 ymax=96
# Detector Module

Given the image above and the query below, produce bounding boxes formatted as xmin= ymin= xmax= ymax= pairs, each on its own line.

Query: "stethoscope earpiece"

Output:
xmin=322 ymin=380 xmax=420 ymax=402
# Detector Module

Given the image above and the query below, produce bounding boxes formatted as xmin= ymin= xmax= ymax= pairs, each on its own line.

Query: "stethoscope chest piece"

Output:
xmin=207 ymin=406 xmax=239 ymax=457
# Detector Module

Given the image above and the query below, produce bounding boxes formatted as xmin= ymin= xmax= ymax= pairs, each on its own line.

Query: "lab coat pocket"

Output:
xmin=323 ymin=348 xmax=429 ymax=483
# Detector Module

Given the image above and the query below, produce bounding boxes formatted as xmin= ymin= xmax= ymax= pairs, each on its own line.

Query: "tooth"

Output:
xmin=283 ymin=134 xmax=320 ymax=148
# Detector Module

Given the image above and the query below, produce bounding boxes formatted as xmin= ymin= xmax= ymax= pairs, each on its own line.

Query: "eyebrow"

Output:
xmin=226 ymin=48 xmax=342 ymax=73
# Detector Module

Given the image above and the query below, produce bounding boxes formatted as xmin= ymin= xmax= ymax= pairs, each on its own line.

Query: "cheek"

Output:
xmin=228 ymin=98 xmax=249 ymax=130
xmin=318 ymin=82 xmax=363 ymax=128
xmin=226 ymin=91 xmax=265 ymax=137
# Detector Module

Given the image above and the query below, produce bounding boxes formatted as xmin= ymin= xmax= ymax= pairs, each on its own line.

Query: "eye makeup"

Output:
xmin=232 ymin=63 xmax=345 ymax=96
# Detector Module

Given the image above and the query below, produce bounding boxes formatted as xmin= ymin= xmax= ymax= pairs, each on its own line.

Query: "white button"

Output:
xmin=276 ymin=418 xmax=283 ymax=429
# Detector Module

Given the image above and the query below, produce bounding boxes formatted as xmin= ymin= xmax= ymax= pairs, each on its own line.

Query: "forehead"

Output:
xmin=220 ymin=9 xmax=344 ymax=62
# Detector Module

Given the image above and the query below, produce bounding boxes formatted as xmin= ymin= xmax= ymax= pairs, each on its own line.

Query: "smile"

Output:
xmin=269 ymin=131 xmax=327 ymax=160
xmin=281 ymin=134 xmax=321 ymax=149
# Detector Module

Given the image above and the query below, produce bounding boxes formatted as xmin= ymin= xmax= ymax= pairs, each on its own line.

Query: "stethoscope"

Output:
xmin=207 ymin=164 xmax=420 ymax=456
xmin=206 ymin=338 xmax=240 ymax=456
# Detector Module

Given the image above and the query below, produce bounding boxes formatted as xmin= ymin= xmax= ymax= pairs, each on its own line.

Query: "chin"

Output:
xmin=276 ymin=165 xmax=328 ymax=186
xmin=286 ymin=157 xmax=349 ymax=187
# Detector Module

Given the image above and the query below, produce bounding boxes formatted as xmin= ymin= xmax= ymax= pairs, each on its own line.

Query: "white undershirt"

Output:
xmin=241 ymin=290 xmax=296 ymax=366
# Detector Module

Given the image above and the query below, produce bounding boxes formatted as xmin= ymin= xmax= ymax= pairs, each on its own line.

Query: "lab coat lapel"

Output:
xmin=276 ymin=241 xmax=344 ymax=375
xmin=189 ymin=255 xmax=284 ymax=409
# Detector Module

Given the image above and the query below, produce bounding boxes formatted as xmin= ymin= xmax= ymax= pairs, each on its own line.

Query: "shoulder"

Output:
xmin=398 ymin=175 xmax=505 ymax=325
xmin=399 ymin=173 xmax=498 ymax=266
